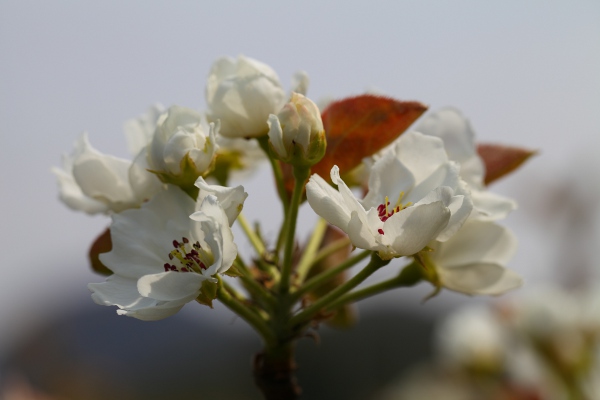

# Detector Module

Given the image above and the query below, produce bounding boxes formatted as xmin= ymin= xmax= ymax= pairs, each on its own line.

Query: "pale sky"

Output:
xmin=1 ymin=1 xmax=599 ymax=351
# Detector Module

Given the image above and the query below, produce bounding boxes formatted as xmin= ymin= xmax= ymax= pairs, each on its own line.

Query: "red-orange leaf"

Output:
xmin=477 ymin=143 xmax=536 ymax=185
xmin=89 ymin=228 xmax=113 ymax=276
xmin=313 ymin=95 xmax=428 ymax=180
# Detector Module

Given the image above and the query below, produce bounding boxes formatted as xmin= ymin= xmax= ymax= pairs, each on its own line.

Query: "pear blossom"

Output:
xmin=52 ymin=133 xmax=162 ymax=214
xmin=415 ymin=108 xmax=517 ymax=221
xmin=267 ymin=92 xmax=326 ymax=166
xmin=426 ymin=220 xmax=522 ymax=296
xmin=148 ymin=105 xmax=218 ymax=178
xmin=436 ymin=305 xmax=507 ymax=370
xmin=306 ymin=131 xmax=473 ymax=259
xmin=206 ymin=55 xmax=286 ymax=138
xmin=89 ymin=183 xmax=246 ymax=320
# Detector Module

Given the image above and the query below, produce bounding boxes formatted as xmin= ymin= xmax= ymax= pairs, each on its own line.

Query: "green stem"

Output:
xmin=291 ymin=249 xmax=371 ymax=302
xmin=289 ymin=253 xmax=389 ymax=328
xmin=310 ymin=236 xmax=352 ymax=267
xmin=279 ymin=167 xmax=309 ymax=294
xmin=294 ymin=218 xmax=328 ymax=284
xmin=257 ymin=135 xmax=289 ymax=213
xmin=217 ymin=277 xmax=276 ymax=347
xmin=326 ymin=261 xmax=422 ymax=310
xmin=237 ymin=268 xmax=277 ymax=311
xmin=237 ymin=212 xmax=266 ymax=257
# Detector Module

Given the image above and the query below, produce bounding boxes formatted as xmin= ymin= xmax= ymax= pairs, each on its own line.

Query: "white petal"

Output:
xmin=194 ymin=177 xmax=248 ymax=226
xmin=306 ymin=172 xmax=352 ymax=230
xmin=267 ymin=114 xmax=287 ymax=158
xmin=361 ymin=150 xmax=415 ymax=210
xmin=347 ymin=210 xmax=383 ymax=252
xmin=433 ymin=220 xmax=517 ymax=268
xmin=291 ymin=70 xmax=309 ymax=96
xmin=116 ymin=304 xmax=185 ymax=321
xmin=384 ymin=201 xmax=451 ymax=256
xmin=89 ymin=275 xmax=154 ymax=309
xmin=137 ymin=271 xmax=205 ymax=301
xmin=51 ymin=165 xmax=108 ymax=214
xmin=393 ymin=131 xmax=449 ymax=185
xmin=128 ymin=146 xmax=164 ymax=203
xmin=71 ymin=134 xmax=137 ymax=212
xmin=438 ymin=263 xmax=523 ymax=296
xmin=123 ymin=103 xmax=165 ymax=156
xmin=100 ymin=186 xmax=196 ymax=278
xmin=470 ymin=190 xmax=517 ymax=221
xmin=193 ymin=195 xmax=238 ymax=276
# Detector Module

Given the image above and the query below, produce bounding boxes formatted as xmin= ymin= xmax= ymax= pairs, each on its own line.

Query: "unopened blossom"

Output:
xmin=52 ymin=133 xmax=162 ymax=214
xmin=416 ymin=108 xmax=517 ymax=221
xmin=149 ymin=105 xmax=218 ymax=179
xmin=89 ymin=183 xmax=246 ymax=320
xmin=426 ymin=220 xmax=522 ymax=296
xmin=267 ymin=92 xmax=326 ymax=166
xmin=206 ymin=55 xmax=286 ymax=138
xmin=306 ymin=131 xmax=473 ymax=259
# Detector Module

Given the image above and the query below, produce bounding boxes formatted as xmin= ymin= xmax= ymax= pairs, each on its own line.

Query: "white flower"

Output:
xmin=436 ymin=305 xmax=507 ymax=369
xmin=52 ymin=133 xmax=162 ymax=214
xmin=206 ymin=55 xmax=286 ymax=138
xmin=89 ymin=183 xmax=246 ymax=320
xmin=306 ymin=131 xmax=472 ymax=259
xmin=427 ymin=220 xmax=522 ymax=295
xmin=149 ymin=105 xmax=218 ymax=177
xmin=267 ymin=92 xmax=326 ymax=166
xmin=416 ymin=108 xmax=517 ymax=221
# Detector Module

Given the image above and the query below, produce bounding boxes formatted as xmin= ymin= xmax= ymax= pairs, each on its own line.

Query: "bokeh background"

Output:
xmin=1 ymin=1 xmax=599 ymax=398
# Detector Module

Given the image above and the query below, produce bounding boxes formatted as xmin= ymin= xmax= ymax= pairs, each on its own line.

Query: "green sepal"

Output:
xmin=196 ymin=279 xmax=219 ymax=308
xmin=396 ymin=261 xmax=423 ymax=286
xmin=149 ymin=153 xmax=214 ymax=200
xmin=412 ymin=251 xmax=442 ymax=302
xmin=206 ymin=149 xmax=245 ymax=186
xmin=223 ymin=265 xmax=242 ymax=277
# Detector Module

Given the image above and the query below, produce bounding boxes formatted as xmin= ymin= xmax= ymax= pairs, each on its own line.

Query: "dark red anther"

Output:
xmin=172 ymin=240 xmax=179 ymax=248
xmin=378 ymin=228 xmax=385 ymax=235
xmin=182 ymin=237 xmax=189 ymax=244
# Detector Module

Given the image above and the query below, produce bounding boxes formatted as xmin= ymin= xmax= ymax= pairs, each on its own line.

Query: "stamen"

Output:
xmin=377 ymin=191 xmax=413 ymax=223
xmin=164 ymin=237 xmax=209 ymax=273
xmin=378 ymin=228 xmax=385 ymax=235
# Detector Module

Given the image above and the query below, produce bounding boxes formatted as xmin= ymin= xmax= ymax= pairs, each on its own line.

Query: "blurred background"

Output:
xmin=1 ymin=1 xmax=599 ymax=399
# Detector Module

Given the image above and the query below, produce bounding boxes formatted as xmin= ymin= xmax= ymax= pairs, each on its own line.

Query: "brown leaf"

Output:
xmin=314 ymin=95 xmax=427 ymax=179
xmin=89 ymin=228 xmax=113 ymax=276
xmin=477 ymin=144 xmax=536 ymax=185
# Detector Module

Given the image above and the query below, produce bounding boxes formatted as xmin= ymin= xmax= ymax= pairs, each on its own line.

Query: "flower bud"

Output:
xmin=267 ymin=93 xmax=326 ymax=167
xmin=149 ymin=105 xmax=218 ymax=188
xmin=206 ymin=55 xmax=286 ymax=138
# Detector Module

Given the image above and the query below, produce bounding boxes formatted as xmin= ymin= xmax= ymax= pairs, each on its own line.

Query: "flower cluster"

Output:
xmin=54 ymin=53 xmax=531 ymax=398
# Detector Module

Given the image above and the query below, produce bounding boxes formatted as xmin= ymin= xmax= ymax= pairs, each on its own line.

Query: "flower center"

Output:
xmin=376 ymin=192 xmax=412 ymax=235
xmin=163 ymin=237 xmax=207 ymax=273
